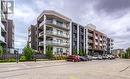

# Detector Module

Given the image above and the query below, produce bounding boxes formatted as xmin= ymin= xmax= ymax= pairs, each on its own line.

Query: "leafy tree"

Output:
xmin=79 ymin=48 xmax=86 ymax=56
xmin=73 ymin=49 xmax=78 ymax=55
xmin=126 ymin=48 xmax=130 ymax=58
xmin=0 ymin=45 xmax=4 ymax=56
xmin=23 ymin=43 xmax=34 ymax=60
xmin=46 ymin=45 xmax=53 ymax=59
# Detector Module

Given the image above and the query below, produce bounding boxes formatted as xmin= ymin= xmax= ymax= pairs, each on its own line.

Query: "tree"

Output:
xmin=73 ymin=49 xmax=78 ymax=55
xmin=79 ymin=48 xmax=86 ymax=56
xmin=46 ymin=45 xmax=53 ymax=59
xmin=23 ymin=43 xmax=34 ymax=60
xmin=126 ymin=48 xmax=130 ymax=58
xmin=0 ymin=45 xmax=4 ymax=56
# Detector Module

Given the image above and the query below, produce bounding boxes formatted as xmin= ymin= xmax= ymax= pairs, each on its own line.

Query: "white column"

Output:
xmin=77 ymin=24 xmax=79 ymax=54
xmin=69 ymin=21 xmax=72 ymax=55
xmin=110 ymin=39 xmax=112 ymax=54
xmin=84 ymin=28 xmax=88 ymax=55
xmin=43 ymin=15 xmax=46 ymax=54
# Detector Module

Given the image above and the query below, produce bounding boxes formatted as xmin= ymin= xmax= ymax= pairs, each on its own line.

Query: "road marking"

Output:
xmin=120 ymin=65 xmax=130 ymax=72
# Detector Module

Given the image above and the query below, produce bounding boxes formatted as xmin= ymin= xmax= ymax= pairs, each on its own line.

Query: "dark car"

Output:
xmin=66 ymin=55 xmax=80 ymax=62
xmin=79 ymin=56 xmax=88 ymax=61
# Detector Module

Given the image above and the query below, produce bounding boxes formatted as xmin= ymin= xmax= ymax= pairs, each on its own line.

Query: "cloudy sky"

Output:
xmin=12 ymin=0 xmax=130 ymax=49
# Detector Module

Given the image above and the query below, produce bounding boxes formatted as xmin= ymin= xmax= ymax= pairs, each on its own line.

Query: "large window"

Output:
xmin=56 ymin=48 xmax=63 ymax=54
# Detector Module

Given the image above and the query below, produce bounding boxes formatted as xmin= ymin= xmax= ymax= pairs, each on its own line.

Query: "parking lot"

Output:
xmin=0 ymin=59 xmax=130 ymax=79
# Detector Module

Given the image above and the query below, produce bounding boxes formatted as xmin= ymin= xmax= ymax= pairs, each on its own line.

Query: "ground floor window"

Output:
xmin=56 ymin=48 xmax=63 ymax=54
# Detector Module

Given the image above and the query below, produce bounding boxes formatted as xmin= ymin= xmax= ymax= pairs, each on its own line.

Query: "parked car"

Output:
xmin=97 ymin=55 xmax=102 ymax=60
xmin=79 ymin=56 xmax=88 ymax=61
xmin=102 ymin=55 xmax=108 ymax=60
xmin=92 ymin=55 xmax=98 ymax=60
xmin=107 ymin=55 xmax=115 ymax=60
xmin=66 ymin=55 xmax=80 ymax=62
xmin=84 ymin=55 xmax=92 ymax=61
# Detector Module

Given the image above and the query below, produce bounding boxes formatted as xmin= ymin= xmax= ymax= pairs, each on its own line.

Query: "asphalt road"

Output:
xmin=0 ymin=59 xmax=130 ymax=79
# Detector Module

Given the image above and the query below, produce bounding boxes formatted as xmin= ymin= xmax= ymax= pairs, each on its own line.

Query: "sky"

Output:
xmin=11 ymin=0 xmax=130 ymax=49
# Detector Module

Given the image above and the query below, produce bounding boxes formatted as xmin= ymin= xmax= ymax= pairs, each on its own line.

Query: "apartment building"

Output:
xmin=28 ymin=24 xmax=37 ymax=50
xmin=37 ymin=10 xmax=71 ymax=55
xmin=0 ymin=0 xmax=15 ymax=52
xmin=84 ymin=24 xmax=109 ymax=56
xmin=6 ymin=20 xmax=14 ymax=49
xmin=0 ymin=0 xmax=7 ymax=49
xmin=107 ymin=38 xmax=114 ymax=54
xmin=71 ymin=22 xmax=84 ymax=55
xmin=28 ymin=10 xmax=113 ymax=55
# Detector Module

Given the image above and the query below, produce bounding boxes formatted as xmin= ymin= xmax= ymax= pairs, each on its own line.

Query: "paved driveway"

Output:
xmin=0 ymin=59 xmax=130 ymax=79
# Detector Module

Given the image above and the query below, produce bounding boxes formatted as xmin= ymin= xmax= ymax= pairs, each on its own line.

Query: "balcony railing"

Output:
xmin=39 ymin=41 xmax=44 ymax=46
xmin=39 ymin=21 xmax=44 ymax=27
xmin=88 ymin=46 xmax=92 ymax=49
xmin=88 ymin=33 xmax=93 ymax=37
xmin=39 ymin=40 xmax=69 ymax=47
xmin=39 ymin=31 xmax=44 ymax=37
xmin=95 ymin=36 xmax=98 ymax=39
xmin=46 ymin=30 xmax=69 ymax=38
xmin=0 ymin=22 xmax=6 ymax=32
xmin=0 ymin=36 xmax=5 ymax=43
xmin=46 ymin=20 xmax=69 ymax=30
xmin=46 ymin=41 xmax=69 ymax=46
xmin=88 ymin=40 xmax=93 ymax=43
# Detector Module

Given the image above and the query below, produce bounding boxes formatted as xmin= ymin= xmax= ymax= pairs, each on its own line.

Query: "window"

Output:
xmin=57 ymin=30 xmax=63 ymax=35
xmin=81 ymin=35 xmax=83 ymax=39
xmin=56 ymin=20 xmax=63 ymax=26
xmin=56 ymin=48 xmax=63 ymax=54
xmin=73 ymin=33 xmax=77 ymax=38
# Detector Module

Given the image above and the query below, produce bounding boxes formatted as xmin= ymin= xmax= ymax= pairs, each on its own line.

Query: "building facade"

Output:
xmin=84 ymin=24 xmax=108 ymax=56
xmin=0 ymin=0 xmax=8 ymax=50
xmin=28 ymin=24 xmax=37 ymax=50
xmin=0 ymin=0 xmax=14 ymax=52
xmin=71 ymin=22 xmax=84 ymax=55
xmin=37 ymin=10 xmax=71 ymax=55
xmin=28 ymin=10 xmax=114 ymax=55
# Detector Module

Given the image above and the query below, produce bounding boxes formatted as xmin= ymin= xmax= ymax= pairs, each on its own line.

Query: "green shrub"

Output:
xmin=46 ymin=45 xmax=53 ymax=59
xmin=23 ymin=43 xmax=34 ymax=60
xmin=54 ymin=55 xmax=66 ymax=60
xmin=20 ymin=56 xmax=26 ymax=61
xmin=4 ymin=58 xmax=16 ymax=62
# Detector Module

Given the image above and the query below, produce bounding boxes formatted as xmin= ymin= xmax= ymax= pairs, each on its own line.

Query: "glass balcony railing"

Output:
xmin=46 ymin=30 xmax=69 ymax=38
xmin=0 ymin=36 xmax=5 ymax=43
xmin=39 ymin=40 xmax=69 ymax=47
xmin=46 ymin=40 xmax=69 ymax=46
xmin=46 ymin=20 xmax=69 ymax=30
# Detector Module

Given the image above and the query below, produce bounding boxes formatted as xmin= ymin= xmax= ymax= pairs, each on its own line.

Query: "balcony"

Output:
xmin=88 ymin=33 xmax=93 ymax=37
xmin=46 ymin=30 xmax=69 ymax=39
xmin=46 ymin=20 xmax=69 ymax=31
xmin=88 ymin=40 xmax=93 ymax=43
xmin=95 ymin=36 xmax=98 ymax=39
xmin=0 ymin=22 xmax=6 ymax=32
xmin=39 ymin=31 xmax=44 ymax=37
xmin=46 ymin=40 xmax=69 ymax=47
xmin=0 ymin=36 xmax=5 ymax=43
xmin=95 ymin=42 xmax=98 ymax=45
xmin=100 ymin=38 xmax=102 ymax=41
xmin=39 ymin=21 xmax=44 ymax=28
xmin=88 ymin=46 xmax=92 ymax=49
xmin=1 ymin=12 xmax=7 ymax=22
xmin=99 ymin=43 xmax=102 ymax=46
xmin=39 ymin=41 xmax=44 ymax=46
